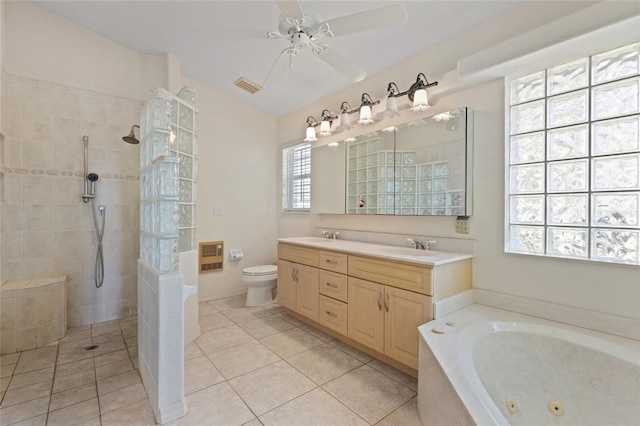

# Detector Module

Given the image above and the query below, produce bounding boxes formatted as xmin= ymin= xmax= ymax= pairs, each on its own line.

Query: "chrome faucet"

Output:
xmin=407 ymin=238 xmax=437 ymax=250
xmin=322 ymin=231 xmax=340 ymax=240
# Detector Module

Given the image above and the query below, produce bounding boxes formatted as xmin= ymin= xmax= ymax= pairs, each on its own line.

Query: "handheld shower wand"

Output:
xmin=82 ymin=136 xmax=100 ymax=202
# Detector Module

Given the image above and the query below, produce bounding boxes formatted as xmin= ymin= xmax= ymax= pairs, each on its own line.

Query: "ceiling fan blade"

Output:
xmin=317 ymin=47 xmax=366 ymax=83
xmin=321 ymin=4 xmax=407 ymax=37
xmin=276 ymin=0 xmax=304 ymax=20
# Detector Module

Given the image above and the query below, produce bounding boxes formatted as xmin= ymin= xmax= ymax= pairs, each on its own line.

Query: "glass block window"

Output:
xmin=507 ymin=43 xmax=640 ymax=265
xmin=282 ymin=141 xmax=311 ymax=211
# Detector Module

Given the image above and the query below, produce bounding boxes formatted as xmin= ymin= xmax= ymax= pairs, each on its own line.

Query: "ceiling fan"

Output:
xmin=261 ymin=0 xmax=408 ymax=86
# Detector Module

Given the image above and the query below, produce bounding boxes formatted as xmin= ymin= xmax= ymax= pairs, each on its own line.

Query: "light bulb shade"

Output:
xmin=358 ymin=105 xmax=374 ymax=124
xmin=327 ymin=142 xmax=339 ymax=147
xmin=339 ymin=112 xmax=352 ymax=131
xmin=319 ymin=120 xmax=331 ymax=136
xmin=304 ymin=126 xmax=317 ymax=142
xmin=384 ymin=95 xmax=400 ymax=118
xmin=410 ymin=88 xmax=430 ymax=112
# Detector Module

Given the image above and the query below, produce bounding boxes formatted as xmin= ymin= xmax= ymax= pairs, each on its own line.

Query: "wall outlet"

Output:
xmin=213 ymin=206 xmax=224 ymax=216
xmin=456 ymin=216 xmax=470 ymax=234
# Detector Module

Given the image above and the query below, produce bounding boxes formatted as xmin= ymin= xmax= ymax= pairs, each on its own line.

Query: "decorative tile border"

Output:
xmin=3 ymin=167 xmax=139 ymax=181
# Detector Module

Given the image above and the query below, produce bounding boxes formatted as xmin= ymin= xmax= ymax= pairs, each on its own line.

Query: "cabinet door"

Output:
xmin=277 ymin=260 xmax=297 ymax=311
xmin=384 ymin=286 xmax=432 ymax=370
xmin=347 ymin=277 xmax=384 ymax=353
xmin=295 ymin=263 xmax=319 ymax=321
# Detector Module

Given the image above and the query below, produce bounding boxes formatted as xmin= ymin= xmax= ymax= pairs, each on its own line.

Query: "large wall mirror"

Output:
xmin=311 ymin=107 xmax=473 ymax=216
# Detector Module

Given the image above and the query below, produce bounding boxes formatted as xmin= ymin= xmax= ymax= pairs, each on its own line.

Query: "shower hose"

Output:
xmin=91 ymin=199 xmax=106 ymax=288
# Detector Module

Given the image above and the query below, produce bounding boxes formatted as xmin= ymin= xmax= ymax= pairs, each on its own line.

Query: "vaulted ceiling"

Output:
xmin=32 ymin=1 xmax=524 ymax=116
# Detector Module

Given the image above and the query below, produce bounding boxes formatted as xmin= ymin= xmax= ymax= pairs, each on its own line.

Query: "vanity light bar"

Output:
xmin=302 ymin=73 xmax=438 ymax=141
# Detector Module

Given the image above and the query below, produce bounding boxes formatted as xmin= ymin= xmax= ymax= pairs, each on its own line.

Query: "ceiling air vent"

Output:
xmin=234 ymin=77 xmax=262 ymax=94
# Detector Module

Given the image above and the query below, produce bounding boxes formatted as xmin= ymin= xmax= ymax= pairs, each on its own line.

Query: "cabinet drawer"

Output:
xmin=318 ymin=270 xmax=348 ymax=302
xmin=278 ymin=243 xmax=318 ymax=267
xmin=348 ymin=255 xmax=433 ymax=295
xmin=318 ymin=295 xmax=348 ymax=335
xmin=318 ymin=250 xmax=348 ymax=274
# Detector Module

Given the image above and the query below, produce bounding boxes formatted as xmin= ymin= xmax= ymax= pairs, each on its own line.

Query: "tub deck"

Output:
xmin=418 ymin=304 xmax=640 ymax=426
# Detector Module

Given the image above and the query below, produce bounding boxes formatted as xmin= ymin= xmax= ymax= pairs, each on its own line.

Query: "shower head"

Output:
xmin=123 ymin=125 xmax=140 ymax=144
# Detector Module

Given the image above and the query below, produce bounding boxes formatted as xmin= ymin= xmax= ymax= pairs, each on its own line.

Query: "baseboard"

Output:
xmin=199 ymin=286 xmax=248 ymax=303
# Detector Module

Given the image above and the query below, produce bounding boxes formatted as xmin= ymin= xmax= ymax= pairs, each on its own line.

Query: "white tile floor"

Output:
xmin=0 ymin=295 xmax=422 ymax=425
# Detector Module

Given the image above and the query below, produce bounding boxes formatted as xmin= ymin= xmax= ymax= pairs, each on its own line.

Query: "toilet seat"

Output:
xmin=243 ymin=265 xmax=277 ymax=276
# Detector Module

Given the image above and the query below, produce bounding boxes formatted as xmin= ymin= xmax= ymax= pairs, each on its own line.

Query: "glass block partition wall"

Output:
xmin=140 ymin=88 xmax=198 ymax=273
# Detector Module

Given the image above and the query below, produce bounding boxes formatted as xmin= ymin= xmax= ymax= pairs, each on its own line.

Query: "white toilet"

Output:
xmin=243 ymin=264 xmax=278 ymax=306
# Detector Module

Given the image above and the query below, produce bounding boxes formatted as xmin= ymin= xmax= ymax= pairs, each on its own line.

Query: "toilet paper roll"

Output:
xmin=229 ymin=249 xmax=244 ymax=260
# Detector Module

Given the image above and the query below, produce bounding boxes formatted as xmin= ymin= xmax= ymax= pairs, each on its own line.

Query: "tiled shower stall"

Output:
xmin=1 ymin=73 xmax=142 ymax=342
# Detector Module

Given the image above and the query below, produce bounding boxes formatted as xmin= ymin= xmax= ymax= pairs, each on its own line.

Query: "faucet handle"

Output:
xmin=427 ymin=240 xmax=437 ymax=250
xmin=332 ymin=232 xmax=340 ymax=240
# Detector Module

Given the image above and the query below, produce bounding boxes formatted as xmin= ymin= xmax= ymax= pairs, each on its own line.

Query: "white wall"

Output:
xmin=184 ymin=75 xmax=279 ymax=301
xmin=277 ymin=2 xmax=640 ymax=320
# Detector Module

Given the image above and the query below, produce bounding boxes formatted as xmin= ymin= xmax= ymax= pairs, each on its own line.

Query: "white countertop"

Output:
xmin=278 ymin=237 xmax=474 ymax=266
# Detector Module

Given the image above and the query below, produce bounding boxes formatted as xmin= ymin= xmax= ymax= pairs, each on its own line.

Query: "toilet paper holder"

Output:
xmin=229 ymin=249 xmax=244 ymax=260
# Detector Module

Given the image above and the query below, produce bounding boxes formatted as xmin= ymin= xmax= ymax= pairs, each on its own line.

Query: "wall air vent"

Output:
xmin=199 ymin=241 xmax=224 ymax=272
xmin=234 ymin=77 xmax=262 ymax=94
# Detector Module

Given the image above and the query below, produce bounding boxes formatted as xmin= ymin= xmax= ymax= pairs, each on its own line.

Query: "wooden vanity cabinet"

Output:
xmin=347 ymin=276 xmax=432 ymax=370
xmin=277 ymin=242 xmax=470 ymax=375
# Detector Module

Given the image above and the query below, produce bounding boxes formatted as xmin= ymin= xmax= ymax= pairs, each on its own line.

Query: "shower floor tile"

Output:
xmin=0 ymin=297 xmax=422 ymax=425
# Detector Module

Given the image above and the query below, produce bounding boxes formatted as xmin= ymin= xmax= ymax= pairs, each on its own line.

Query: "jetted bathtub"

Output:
xmin=418 ymin=304 xmax=640 ymax=426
